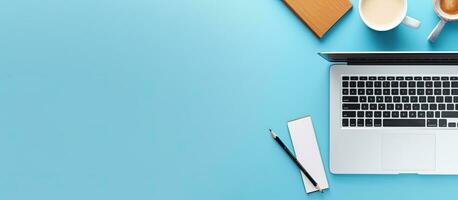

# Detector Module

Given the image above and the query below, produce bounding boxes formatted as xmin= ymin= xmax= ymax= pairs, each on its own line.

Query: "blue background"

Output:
xmin=1 ymin=0 xmax=458 ymax=199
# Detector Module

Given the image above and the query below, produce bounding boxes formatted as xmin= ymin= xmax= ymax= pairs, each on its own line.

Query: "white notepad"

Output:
xmin=288 ymin=116 xmax=329 ymax=193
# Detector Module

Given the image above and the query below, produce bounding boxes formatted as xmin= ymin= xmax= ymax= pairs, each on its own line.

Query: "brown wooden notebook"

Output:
xmin=284 ymin=0 xmax=352 ymax=38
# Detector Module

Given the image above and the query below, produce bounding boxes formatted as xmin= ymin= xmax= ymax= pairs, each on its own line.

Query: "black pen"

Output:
xmin=269 ymin=129 xmax=322 ymax=192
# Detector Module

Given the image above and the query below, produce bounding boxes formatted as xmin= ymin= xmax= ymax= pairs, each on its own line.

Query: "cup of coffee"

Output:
xmin=428 ymin=0 xmax=458 ymax=42
xmin=359 ymin=0 xmax=421 ymax=31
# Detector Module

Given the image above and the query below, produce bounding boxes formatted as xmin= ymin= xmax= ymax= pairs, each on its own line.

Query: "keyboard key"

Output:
xmin=421 ymin=104 xmax=428 ymax=110
xmin=376 ymin=96 xmax=383 ymax=102
xmin=370 ymin=104 xmax=377 ymax=110
xmin=358 ymin=89 xmax=365 ymax=95
xmin=452 ymin=82 xmax=458 ymax=87
xmin=358 ymin=81 xmax=365 ymax=87
xmin=375 ymin=81 xmax=381 ymax=87
xmin=392 ymin=111 xmax=399 ymax=118
xmin=343 ymin=89 xmax=349 ymax=95
xmin=357 ymin=119 xmax=364 ymax=127
xmin=417 ymin=81 xmax=425 ymax=87
xmin=427 ymin=119 xmax=438 ymax=127
xmin=342 ymin=76 xmax=349 ymax=80
xmin=430 ymin=104 xmax=437 ymax=110
xmin=385 ymin=96 xmax=392 ymax=102
xmin=365 ymin=119 xmax=373 ymax=127
xmin=400 ymin=89 xmax=407 ymax=95
xmin=342 ymin=119 xmax=349 ymax=127
xmin=358 ymin=111 xmax=364 ymax=117
xmin=432 ymin=76 xmax=440 ymax=80
xmin=427 ymin=111 xmax=434 ymax=118
xmin=402 ymin=96 xmax=409 ymax=102
xmin=391 ymin=81 xmax=399 ymax=87
xmin=409 ymin=111 xmax=416 ymax=118
xmin=406 ymin=77 xmax=413 ymax=80
xmin=409 ymin=81 xmax=416 ymax=87
xmin=436 ymin=111 xmax=441 ymax=118
xmin=446 ymin=96 xmax=453 ymax=102
xmin=383 ymin=89 xmax=390 ymax=95
xmin=418 ymin=111 xmax=425 ymax=118
xmin=401 ymin=111 xmax=408 ymax=118
xmin=444 ymin=81 xmax=451 ymax=87
xmin=439 ymin=104 xmax=446 ymax=110
xmin=419 ymin=96 xmax=426 ymax=102
xmin=413 ymin=104 xmax=420 ymax=110
xmin=442 ymin=77 xmax=449 ymax=80
xmin=350 ymin=89 xmax=357 ymax=95
xmin=362 ymin=104 xmax=369 ymax=110
xmin=404 ymin=104 xmax=411 ymax=110
xmin=434 ymin=81 xmax=441 ymax=87
xmin=383 ymin=119 xmax=425 ymax=127
xmin=426 ymin=89 xmax=433 ymax=95
xmin=387 ymin=104 xmax=394 ymax=110
xmin=374 ymin=111 xmax=381 ymax=118
xmin=374 ymin=119 xmax=382 ymax=127
xmin=383 ymin=111 xmax=390 ymax=117
xmin=452 ymin=89 xmax=458 ymax=95
xmin=366 ymin=81 xmax=373 ymax=87
xmin=360 ymin=96 xmax=367 ymax=102
xmin=443 ymin=89 xmax=450 ymax=95
xmin=423 ymin=77 xmax=431 ymax=80
xmin=350 ymin=119 xmax=356 ymax=127
xmin=383 ymin=81 xmax=390 ymax=87
xmin=400 ymin=81 xmax=407 ymax=87
xmin=417 ymin=89 xmax=424 ymax=95
xmin=342 ymin=104 xmax=360 ymax=110
xmin=350 ymin=81 xmax=356 ymax=87
xmin=441 ymin=111 xmax=458 ymax=118
xmin=375 ymin=89 xmax=382 ymax=95
xmin=449 ymin=122 xmax=456 ymax=127
xmin=350 ymin=76 xmax=358 ymax=80
xmin=343 ymin=96 xmax=358 ymax=102
xmin=436 ymin=96 xmax=444 ymax=103
xmin=426 ymin=81 xmax=433 ymax=87
xmin=439 ymin=119 xmax=447 ymax=127
xmin=343 ymin=111 xmax=356 ymax=117
xmin=378 ymin=104 xmax=386 ymax=110
xmin=369 ymin=76 xmax=377 ymax=80
xmin=428 ymin=96 xmax=435 ymax=103
xmin=360 ymin=76 xmax=368 ymax=80
xmin=366 ymin=111 xmax=373 ymax=117
xmin=447 ymin=104 xmax=455 ymax=110
xmin=368 ymin=96 xmax=375 ymax=102
xmin=434 ymin=89 xmax=441 ymax=95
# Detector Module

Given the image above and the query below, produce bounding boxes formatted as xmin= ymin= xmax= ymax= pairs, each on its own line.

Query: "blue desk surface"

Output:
xmin=2 ymin=0 xmax=458 ymax=199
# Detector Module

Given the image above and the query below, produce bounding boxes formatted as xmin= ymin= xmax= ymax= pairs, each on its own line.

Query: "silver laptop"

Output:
xmin=321 ymin=52 xmax=458 ymax=174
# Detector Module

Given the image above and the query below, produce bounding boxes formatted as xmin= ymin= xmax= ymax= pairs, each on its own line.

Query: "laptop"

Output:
xmin=320 ymin=52 xmax=458 ymax=174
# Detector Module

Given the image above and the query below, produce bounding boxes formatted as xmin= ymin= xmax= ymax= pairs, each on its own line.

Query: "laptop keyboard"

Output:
xmin=341 ymin=75 xmax=458 ymax=128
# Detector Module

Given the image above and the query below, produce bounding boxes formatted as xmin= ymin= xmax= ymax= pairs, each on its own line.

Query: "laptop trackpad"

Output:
xmin=382 ymin=134 xmax=436 ymax=171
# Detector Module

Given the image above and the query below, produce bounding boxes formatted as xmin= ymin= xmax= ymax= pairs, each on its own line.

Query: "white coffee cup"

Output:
xmin=359 ymin=0 xmax=421 ymax=31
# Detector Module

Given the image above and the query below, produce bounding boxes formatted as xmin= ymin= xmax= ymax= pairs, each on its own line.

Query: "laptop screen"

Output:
xmin=319 ymin=52 xmax=458 ymax=65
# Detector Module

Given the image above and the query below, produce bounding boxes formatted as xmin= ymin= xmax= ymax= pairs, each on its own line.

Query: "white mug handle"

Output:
xmin=428 ymin=19 xmax=447 ymax=42
xmin=402 ymin=16 xmax=421 ymax=29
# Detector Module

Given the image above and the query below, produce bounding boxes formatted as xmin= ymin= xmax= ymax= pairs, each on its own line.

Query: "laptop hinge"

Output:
xmin=347 ymin=58 xmax=458 ymax=65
